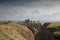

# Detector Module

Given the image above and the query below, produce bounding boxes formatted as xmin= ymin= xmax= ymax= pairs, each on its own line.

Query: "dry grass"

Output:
xmin=0 ymin=23 xmax=35 ymax=40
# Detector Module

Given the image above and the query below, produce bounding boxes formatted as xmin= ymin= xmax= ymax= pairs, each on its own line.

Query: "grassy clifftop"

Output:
xmin=46 ymin=22 xmax=60 ymax=36
xmin=47 ymin=22 xmax=60 ymax=28
xmin=0 ymin=23 xmax=35 ymax=40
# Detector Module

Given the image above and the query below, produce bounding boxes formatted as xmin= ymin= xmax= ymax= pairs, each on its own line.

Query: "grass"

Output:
xmin=46 ymin=22 xmax=60 ymax=36
xmin=47 ymin=22 xmax=60 ymax=28
xmin=0 ymin=23 xmax=34 ymax=40
xmin=53 ymin=31 xmax=60 ymax=35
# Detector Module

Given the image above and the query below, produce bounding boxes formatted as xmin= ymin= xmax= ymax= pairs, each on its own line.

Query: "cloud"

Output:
xmin=0 ymin=0 xmax=60 ymax=22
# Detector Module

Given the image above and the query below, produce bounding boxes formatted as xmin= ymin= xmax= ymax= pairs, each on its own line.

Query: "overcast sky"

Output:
xmin=0 ymin=0 xmax=60 ymax=22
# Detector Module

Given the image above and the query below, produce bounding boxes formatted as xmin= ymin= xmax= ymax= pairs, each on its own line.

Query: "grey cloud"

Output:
xmin=0 ymin=0 xmax=60 ymax=22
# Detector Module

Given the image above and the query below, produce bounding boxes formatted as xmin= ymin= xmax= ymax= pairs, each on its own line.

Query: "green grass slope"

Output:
xmin=46 ymin=22 xmax=60 ymax=35
xmin=47 ymin=22 xmax=60 ymax=28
